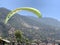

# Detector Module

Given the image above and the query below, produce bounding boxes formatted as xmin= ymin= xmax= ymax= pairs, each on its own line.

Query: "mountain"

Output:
xmin=28 ymin=16 xmax=60 ymax=28
xmin=0 ymin=7 xmax=60 ymax=40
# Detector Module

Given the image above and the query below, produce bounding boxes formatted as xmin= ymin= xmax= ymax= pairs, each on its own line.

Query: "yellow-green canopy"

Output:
xmin=4 ymin=7 xmax=42 ymax=24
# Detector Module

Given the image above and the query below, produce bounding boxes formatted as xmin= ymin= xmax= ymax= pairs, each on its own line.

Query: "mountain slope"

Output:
xmin=0 ymin=7 xmax=60 ymax=40
xmin=28 ymin=16 xmax=60 ymax=28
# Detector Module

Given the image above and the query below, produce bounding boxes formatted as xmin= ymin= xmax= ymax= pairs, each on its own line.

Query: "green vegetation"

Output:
xmin=14 ymin=30 xmax=31 ymax=45
xmin=14 ymin=30 xmax=23 ymax=43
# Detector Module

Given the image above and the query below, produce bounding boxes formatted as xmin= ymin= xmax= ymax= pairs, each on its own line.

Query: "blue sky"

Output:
xmin=0 ymin=0 xmax=60 ymax=20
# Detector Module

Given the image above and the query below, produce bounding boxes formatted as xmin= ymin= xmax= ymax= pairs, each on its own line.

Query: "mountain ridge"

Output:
xmin=0 ymin=7 xmax=60 ymax=40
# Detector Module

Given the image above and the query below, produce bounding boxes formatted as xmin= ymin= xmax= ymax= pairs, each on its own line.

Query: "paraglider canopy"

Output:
xmin=4 ymin=7 xmax=42 ymax=24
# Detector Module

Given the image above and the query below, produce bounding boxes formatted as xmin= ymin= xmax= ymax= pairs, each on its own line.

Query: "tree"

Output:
xmin=14 ymin=30 xmax=23 ymax=45
xmin=14 ymin=30 xmax=31 ymax=45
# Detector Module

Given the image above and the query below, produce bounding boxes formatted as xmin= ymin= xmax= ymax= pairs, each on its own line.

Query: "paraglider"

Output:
xmin=4 ymin=7 xmax=42 ymax=24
